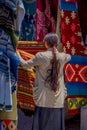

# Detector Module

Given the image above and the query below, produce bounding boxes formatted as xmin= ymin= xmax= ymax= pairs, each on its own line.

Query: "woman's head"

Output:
xmin=43 ymin=33 xmax=59 ymax=48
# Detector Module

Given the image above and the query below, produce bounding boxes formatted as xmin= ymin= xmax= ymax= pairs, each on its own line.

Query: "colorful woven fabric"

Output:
xmin=60 ymin=0 xmax=77 ymax=11
xmin=36 ymin=0 xmax=58 ymax=41
xmin=1 ymin=120 xmax=17 ymax=130
xmin=17 ymin=41 xmax=46 ymax=55
xmin=65 ymin=64 xmax=87 ymax=82
xmin=17 ymin=50 xmax=35 ymax=112
xmin=67 ymin=96 xmax=87 ymax=114
xmin=60 ymin=10 xmax=87 ymax=56
xmin=20 ymin=0 xmax=36 ymax=40
xmin=64 ymin=55 xmax=87 ymax=114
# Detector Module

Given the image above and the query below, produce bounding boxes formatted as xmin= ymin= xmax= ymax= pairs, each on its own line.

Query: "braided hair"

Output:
xmin=44 ymin=33 xmax=60 ymax=92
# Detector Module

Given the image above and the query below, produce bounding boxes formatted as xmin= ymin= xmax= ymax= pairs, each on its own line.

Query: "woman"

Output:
xmin=17 ymin=33 xmax=71 ymax=130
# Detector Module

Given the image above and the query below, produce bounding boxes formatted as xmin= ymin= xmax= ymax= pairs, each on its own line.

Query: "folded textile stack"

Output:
xmin=17 ymin=50 xmax=35 ymax=116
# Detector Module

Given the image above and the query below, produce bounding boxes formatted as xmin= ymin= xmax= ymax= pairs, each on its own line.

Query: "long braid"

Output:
xmin=44 ymin=33 xmax=60 ymax=92
xmin=46 ymin=46 xmax=60 ymax=92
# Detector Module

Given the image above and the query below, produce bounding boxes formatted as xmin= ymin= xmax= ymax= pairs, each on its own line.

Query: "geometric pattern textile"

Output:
xmin=65 ymin=64 xmax=87 ymax=82
xmin=60 ymin=10 xmax=87 ymax=56
xmin=67 ymin=96 xmax=87 ymax=114
xmin=1 ymin=120 xmax=17 ymax=130
xmin=59 ymin=0 xmax=87 ymax=114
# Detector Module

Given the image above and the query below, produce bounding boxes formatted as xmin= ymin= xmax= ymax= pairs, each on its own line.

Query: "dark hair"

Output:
xmin=44 ymin=33 xmax=60 ymax=92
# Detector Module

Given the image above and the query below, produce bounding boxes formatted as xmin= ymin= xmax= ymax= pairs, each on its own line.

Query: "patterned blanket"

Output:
xmin=59 ymin=0 xmax=87 ymax=114
xmin=17 ymin=49 xmax=35 ymax=114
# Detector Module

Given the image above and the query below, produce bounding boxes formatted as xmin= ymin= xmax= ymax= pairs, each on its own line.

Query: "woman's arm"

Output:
xmin=17 ymin=51 xmax=43 ymax=68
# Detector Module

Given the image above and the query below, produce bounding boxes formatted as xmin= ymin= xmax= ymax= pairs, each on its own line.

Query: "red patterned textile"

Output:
xmin=2 ymin=120 xmax=17 ymax=130
xmin=65 ymin=64 xmax=87 ymax=82
xmin=36 ymin=0 xmax=58 ymax=41
xmin=60 ymin=10 xmax=87 ymax=56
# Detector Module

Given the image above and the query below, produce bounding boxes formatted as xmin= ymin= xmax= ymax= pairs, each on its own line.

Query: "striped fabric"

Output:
xmin=17 ymin=50 xmax=35 ymax=112
xmin=17 ymin=41 xmax=46 ymax=55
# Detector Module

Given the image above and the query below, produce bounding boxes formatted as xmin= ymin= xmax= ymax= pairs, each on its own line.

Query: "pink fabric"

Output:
xmin=36 ymin=0 xmax=58 ymax=41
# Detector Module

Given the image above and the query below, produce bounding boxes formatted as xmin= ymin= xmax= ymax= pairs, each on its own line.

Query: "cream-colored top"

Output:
xmin=18 ymin=48 xmax=71 ymax=108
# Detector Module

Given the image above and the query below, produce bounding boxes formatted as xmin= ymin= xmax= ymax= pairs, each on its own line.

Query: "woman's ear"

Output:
xmin=45 ymin=42 xmax=49 ymax=49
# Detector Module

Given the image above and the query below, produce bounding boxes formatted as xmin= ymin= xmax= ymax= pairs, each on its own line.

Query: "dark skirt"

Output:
xmin=32 ymin=106 xmax=65 ymax=130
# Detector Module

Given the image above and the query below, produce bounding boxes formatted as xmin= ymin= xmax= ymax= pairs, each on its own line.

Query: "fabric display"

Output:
xmin=17 ymin=50 xmax=35 ymax=116
xmin=59 ymin=0 xmax=87 ymax=114
xmin=20 ymin=0 xmax=36 ymax=40
xmin=60 ymin=10 xmax=87 ymax=56
xmin=0 ymin=0 xmax=25 ymax=116
xmin=17 ymin=41 xmax=46 ymax=55
xmin=64 ymin=55 xmax=87 ymax=114
xmin=0 ymin=0 xmax=25 ymax=130
xmin=36 ymin=0 xmax=58 ymax=41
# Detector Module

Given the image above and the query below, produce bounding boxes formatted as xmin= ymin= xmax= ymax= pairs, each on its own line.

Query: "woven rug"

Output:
xmin=17 ymin=50 xmax=35 ymax=113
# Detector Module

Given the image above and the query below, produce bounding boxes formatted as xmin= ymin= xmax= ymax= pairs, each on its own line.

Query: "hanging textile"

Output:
xmin=20 ymin=0 xmax=36 ymax=40
xmin=59 ymin=0 xmax=87 ymax=114
xmin=36 ymin=0 xmax=58 ymax=41
xmin=60 ymin=10 xmax=87 ymax=56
